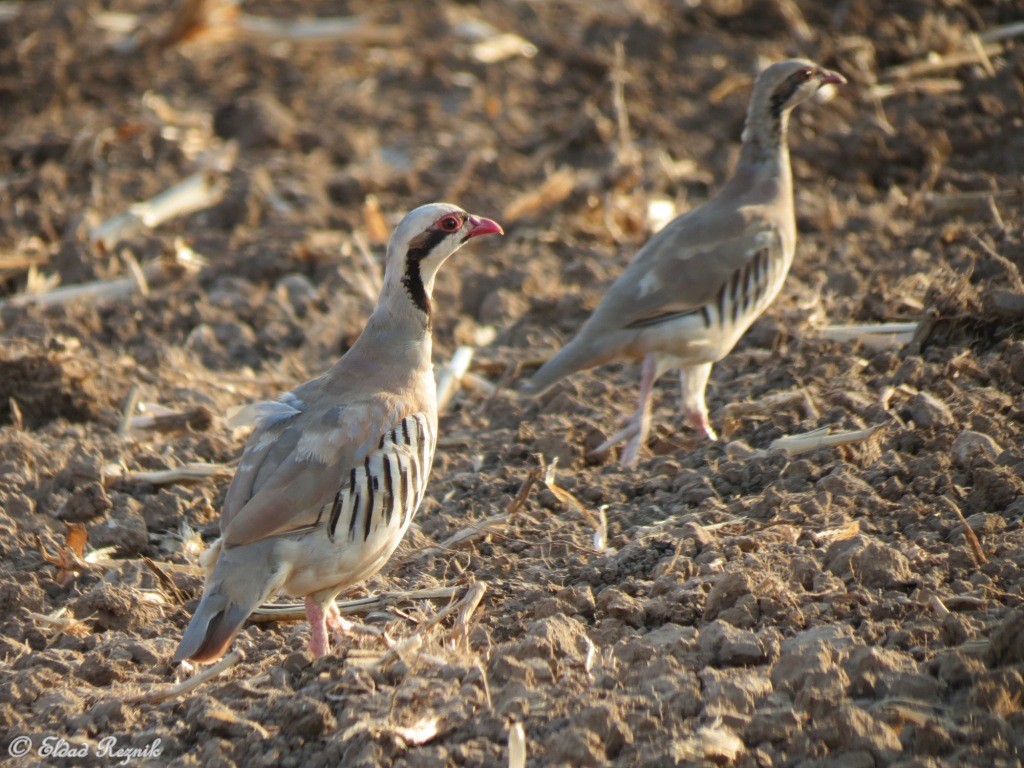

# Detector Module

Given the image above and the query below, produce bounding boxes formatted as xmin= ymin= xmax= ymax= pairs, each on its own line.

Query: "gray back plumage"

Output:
xmin=524 ymin=59 xmax=842 ymax=395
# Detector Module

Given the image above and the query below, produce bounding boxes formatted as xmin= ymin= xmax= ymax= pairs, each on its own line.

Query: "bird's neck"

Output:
xmin=728 ymin=103 xmax=793 ymax=212
xmin=739 ymin=99 xmax=792 ymax=169
xmin=348 ymin=279 xmax=435 ymax=373
xmin=399 ymin=256 xmax=433 ymax=319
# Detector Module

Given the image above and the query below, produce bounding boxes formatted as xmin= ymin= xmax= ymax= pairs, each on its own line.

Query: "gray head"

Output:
xmin=384 ymin=202 xmax=503 ymax=316
xmin=753 ymin=58 xmax=846 ymax=118
xmin=739 ymin=58 xmax=846 ymax=160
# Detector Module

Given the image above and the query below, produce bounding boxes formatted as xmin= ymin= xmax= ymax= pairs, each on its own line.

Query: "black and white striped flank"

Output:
xmin=324 ymin=413 xmax=435 ymax=544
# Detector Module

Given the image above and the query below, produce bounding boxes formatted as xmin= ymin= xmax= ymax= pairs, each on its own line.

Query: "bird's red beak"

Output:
xmin=466 ymin=215 xmax=504 ymax=238
xmin=818 ymin=68 xmax=847 ymax=86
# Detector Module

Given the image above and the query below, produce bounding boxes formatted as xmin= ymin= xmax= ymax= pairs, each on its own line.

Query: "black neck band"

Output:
xmin=401 ymin=228 xmax=448 ymax=318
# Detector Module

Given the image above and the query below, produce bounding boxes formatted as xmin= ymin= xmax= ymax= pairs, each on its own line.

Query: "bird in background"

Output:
xmin=174 ymin=203 xmax=503 ymax=663
xmin=521 ymin=59 xmax=846 ymax=467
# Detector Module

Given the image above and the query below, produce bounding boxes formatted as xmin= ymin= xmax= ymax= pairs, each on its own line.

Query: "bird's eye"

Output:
xmin=440 ymin=216 xmax=460 ymax=232
xmin=797 ymin=68 xmax=814 ymax=81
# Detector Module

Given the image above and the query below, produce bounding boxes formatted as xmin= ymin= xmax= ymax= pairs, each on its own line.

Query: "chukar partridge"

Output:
xmin=522 ymin=59 xmax=845 ymax=466
xmin=174 ymin=203 xmax=503 ymax=663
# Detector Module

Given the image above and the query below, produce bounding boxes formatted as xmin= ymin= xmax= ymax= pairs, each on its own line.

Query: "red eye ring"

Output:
xmin=440 ymin=216 xmax=460 ymax=232
xmin=798 ymin=68 xmax=813 ymax=81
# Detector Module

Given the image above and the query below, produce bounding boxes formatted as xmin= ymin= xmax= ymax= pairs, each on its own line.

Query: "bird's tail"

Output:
xmin=173 ymin=544 xmax=278 ymax=664
xmin=520 ymin=335 xmax=614 ymax=397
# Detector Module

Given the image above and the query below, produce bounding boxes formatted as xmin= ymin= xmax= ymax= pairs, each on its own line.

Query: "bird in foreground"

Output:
xmin=521 ymin=59 xmax=846 ymax=466
xmin=174 ymin=203 xmax=503 ymax=663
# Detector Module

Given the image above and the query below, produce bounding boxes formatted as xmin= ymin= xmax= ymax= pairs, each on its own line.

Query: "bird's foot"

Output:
xmin=325 ymin=599 xmax=387 ymax=644
xmin=619 ymin=432 xmax=644 ymax=469
xmin=589 ymin=419 xmax=644 ymax=468
xmin=325 ymin=601 xmax=356 ymax=636
xmin=685 ymin=410 xmax=718 ymax=441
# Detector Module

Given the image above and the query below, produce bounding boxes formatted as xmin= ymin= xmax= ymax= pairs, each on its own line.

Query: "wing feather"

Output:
xmin=598 ymin=205 xmax=784 ymax=331
xmin=220 ymin=397 xmax=404 ymax=547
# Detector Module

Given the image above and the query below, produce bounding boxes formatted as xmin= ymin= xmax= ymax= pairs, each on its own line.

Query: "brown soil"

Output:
xmin=2 ymin=1 xmax=1024 ymax=766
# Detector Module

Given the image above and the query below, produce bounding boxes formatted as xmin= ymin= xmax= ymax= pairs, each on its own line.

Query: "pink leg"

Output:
xmin=591 ymin=355 xmax=661 ymax=468
xmin=679 ymin=362 xmax=717 ymax=440
xmin=305 ymin=596 xmax=330 ymax=657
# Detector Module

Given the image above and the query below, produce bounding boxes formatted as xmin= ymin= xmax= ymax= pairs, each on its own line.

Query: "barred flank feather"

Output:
xmin=326 ymin=413 xmax=435 ymax=543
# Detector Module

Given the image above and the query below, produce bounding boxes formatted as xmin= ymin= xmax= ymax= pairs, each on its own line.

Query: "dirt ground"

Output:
xmin=2 ymin=0 xmax=1024 ymax=766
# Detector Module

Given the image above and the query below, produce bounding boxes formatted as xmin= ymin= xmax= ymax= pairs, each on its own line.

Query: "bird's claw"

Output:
xmin=325 ymin=602 xmax=356 ymax=637
xmin=686 ymin=410 xmax=719 ymax=441
xmin=589 ymin=419 xmax=645 ymax=468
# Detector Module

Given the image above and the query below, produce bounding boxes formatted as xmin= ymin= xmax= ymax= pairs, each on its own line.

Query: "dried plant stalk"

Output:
xmin=766 ymin=423 xmax=887 ymax=457
xmin=1 ymin=245 xmax=204 ymax=309
xmin=27 ymin=608 xmax=91 ymax=637
xmin=942 ymin=491 xmax=989 ymax=565
xmin=883 ymin=44 xmax=1003 ymax=80
xmin=130 ymin=406 xmax=215 ymax=435
xmin=118 ymin=384 xmax=142 ymax=440
xmin=820 ymin=322 xmax=920 ymax=350
xmin=250 ymin=586 xmax=460 ymax=622
xmin=236 ymin=13 xmax=403 ymax=45
xmin=365 ymin=582 xmax=487 ymax=670
xmin=928 ymin=594 xmax=951 ymax=618
xmin=159 ymin=1 xmax=403 ymax=46
xmin=503 ymin=168 xmax=577 ymax=223
xmin=452 ymin=581 xmax=487 ymax=651
xmin=411 ymin=466 xmax=540 ymax=561
xmin=90 ymin=169 xmax=229 ymax=250
xmin=717 ymin=389 xmax=818 ymax=434
xmin=508 ymin=722 xmax=527 ymax=768
xmin=408 ymin=513 xmax=510 ymax=562
xmin=979 ymin=21 xmax=1024 ymax=44
xmin=103 ymin=462 xmax=233 ymax=487
xmin=610 ymin=40 xmax=637 ymax=166
xmin=0 ymin=248 xmax=49 ymax=276
xmin=437 ymin=346 xmax=477 ymax=413
xmin=460 ymin=372 xmax=497 ymax=396
xmin=772 ymin=0 xmax=813 ymax=42
xmin=472 ymin=32 xmax=537 ymax=64
xmin=136 ymin=651 xmax=244 ymax=703
xmin=970 ymin=233 xmax=1024 ymax=292
xmin=924 ymin=188 xmax=1021 ymax=215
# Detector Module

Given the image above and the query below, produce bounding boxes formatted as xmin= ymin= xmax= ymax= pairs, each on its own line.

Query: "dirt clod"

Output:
xmin=699 ymin=620 xmax=768 ymax=667
xmin=908 ymin=392 xmax=956 ymax=428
